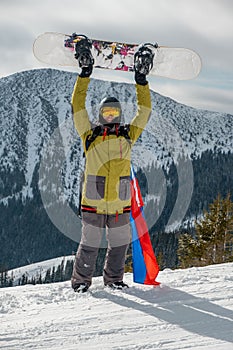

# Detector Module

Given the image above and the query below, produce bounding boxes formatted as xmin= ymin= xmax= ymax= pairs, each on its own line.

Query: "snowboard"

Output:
xmin=33 ymin=32 xmax=202 ymax=80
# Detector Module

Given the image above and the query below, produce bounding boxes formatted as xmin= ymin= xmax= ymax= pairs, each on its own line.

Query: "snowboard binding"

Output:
xmin=73 ymin=34 xmax=94 ymax=68
xmin=134 ymin=43 xmax=157 ymax=75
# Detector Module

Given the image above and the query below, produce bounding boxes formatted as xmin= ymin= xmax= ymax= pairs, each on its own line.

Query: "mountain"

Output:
xmin=0 ymin=68 xmax=232 ymax=270
xmin=1 ymin=260 xmax=233 ymax=349
xmin=4 ymin=255 xmax=75 ymax=287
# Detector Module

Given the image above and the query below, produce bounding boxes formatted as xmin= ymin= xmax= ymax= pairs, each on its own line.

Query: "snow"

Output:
xmin=1 ymin=262 xmax=233 ymax=349
xmin=0 ymin=69 xmax=232 ymax=208
xmin=9 ymin=256 xmax=75 ymax=286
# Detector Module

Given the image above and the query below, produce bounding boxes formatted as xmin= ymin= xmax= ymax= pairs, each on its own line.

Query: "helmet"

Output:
xmin=99 ymin=96 xmax=122 ymax=125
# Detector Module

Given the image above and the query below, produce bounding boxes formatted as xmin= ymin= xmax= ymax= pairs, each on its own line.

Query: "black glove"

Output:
xmin=79 ymin=64 xmax=93 ymax=78
xmin=134 ymin=44 xmax=155 ymax=85
xmin=135 ymin=71 xmax=147 ymax=85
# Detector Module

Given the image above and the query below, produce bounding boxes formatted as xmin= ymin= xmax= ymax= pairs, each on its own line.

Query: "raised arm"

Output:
xmin=71 ymin=35 xmax=94 ymax=144
xmin=72 ymin=76 xmax=91 ymax=143
xmin=129 ymin=83 xmax=152 ymax=144
xmin=129 ymin=44 xmax=154 ymax=144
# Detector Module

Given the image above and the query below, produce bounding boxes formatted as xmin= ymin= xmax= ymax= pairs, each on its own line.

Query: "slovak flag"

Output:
xmin=130 ymin=166 xmax=160 ymax=286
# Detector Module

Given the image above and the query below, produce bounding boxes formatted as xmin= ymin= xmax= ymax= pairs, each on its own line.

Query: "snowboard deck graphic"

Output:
xmin=33 ymin=32 xmax=202 ymax=80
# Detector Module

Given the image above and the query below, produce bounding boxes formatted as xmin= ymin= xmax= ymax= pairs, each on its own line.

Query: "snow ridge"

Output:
xmin=0 ymin=68 xmax=232 ymax=206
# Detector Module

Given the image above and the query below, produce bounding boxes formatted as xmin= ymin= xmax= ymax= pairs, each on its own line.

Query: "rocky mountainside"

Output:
xmin=0 ymin=68 xmax=232 ymax=270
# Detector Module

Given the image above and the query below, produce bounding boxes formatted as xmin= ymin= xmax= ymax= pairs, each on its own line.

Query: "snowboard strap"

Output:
xmin=85 ymin=123 xmax=131 ymax=153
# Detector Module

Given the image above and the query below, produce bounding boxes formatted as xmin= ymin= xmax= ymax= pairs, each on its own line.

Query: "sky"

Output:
xmin=0 ymin=0 xmax=232 ymax=114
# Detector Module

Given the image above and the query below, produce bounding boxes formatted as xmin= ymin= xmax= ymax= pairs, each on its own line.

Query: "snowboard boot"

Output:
xmin=105 ymin=281 xmax=129 ymax=290
xmin=74 ymin=35 xmax=94 ymax=69
xmin=74 ymin=283 xmax=89 ymax=293
xmin=134 ymin=43 xmax=156 ymax=75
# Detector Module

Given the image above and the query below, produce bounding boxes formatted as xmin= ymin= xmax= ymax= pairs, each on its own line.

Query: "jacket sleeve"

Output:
xmin=129 ymin=83 xmax=152 ymax=145
xmin=71 ymin=76 xmax=92 ymax=145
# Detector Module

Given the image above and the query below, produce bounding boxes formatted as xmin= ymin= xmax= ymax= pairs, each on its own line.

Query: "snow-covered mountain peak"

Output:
xmin=0 ymin=68 xmax=232 ymax=206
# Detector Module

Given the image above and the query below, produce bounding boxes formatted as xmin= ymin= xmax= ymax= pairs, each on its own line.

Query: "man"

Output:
xmin=71 ymin=37 xmax=154 ymax=293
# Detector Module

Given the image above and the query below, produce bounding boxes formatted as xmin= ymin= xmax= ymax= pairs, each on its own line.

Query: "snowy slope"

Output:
xmin=1 ymin=262 xmax=233 ymax=350
xmin=8 ymin=255 xmax=75 ymax=286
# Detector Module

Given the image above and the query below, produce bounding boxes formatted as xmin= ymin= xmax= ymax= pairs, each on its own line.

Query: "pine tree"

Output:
xmin=8 ymin=272 xmax=14 ymax=287
xmin=125 ymin=253 xmax=133 ymax=273
xmin=54 ymin=259 xmax=65 ymax=283
xmin=54 ymin=264 xmax=61 ymax=282
xmin=51 ymin=266 xmax=56 ymax=283
xmin=156 ymin=251 xmax=165 ymax=270
xmin=60 ymin=258 xmax=65 ymax=282
xmin=44 ymin=268 xmax=51 ymax=283
xmin=0 ymin=271 xmax=4 ymax=287
xmin=221 ymin=193 xmax=233 ymax=262
xmin=195 ymin=193 xmax=233 ymax=265
xmin=178 ymin=193 xmax=233 ymax=267
xmin=37 ymin=273 xmax=43 ymax=284
xmin=30 ymin=277 xmax=36 ymax=285
xmin=64 ymin=260 xmax=74 ymax=280
xmin=21 ymin=273 xmax=26 ymax=285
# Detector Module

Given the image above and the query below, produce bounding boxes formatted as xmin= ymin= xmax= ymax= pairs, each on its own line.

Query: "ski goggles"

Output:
xmin=100 ymin=106 xmax=121 ymax=118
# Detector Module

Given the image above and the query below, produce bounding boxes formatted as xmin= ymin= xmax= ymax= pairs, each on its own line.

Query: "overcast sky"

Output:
xmin=0 ymin=0 xmax=232 ymax=114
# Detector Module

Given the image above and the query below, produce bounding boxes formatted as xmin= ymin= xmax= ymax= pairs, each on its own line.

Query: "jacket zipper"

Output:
xmin=120 ymin=138 xmax=123 ymax=159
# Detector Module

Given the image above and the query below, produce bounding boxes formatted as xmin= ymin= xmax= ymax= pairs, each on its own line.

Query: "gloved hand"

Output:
xmin=134 ymin=44 xmax=155 ymax=85
xmin=79 ymin=64 xmax=93 ymax=78
xmin=135 ymin=71 xmax=147 ymax=85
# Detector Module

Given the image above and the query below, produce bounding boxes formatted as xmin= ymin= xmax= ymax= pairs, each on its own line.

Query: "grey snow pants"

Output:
xmin=71 ymin=211 xmax=131 ymax=289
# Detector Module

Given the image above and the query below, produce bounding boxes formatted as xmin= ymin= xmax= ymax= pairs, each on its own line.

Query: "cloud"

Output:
xmin=0 ymin=0 xmax=232 ymax=113
xmin=184 ymin=0 xmax=233 ymax=41
xmin=151 ymin=78 xmax=233 ymax=114
xmin=0 ymin=22 xmax=33 ymax=48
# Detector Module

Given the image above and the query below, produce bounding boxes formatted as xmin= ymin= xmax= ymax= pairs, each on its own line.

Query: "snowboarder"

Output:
xmin=71 ymin=37 xmax=154 ymax=293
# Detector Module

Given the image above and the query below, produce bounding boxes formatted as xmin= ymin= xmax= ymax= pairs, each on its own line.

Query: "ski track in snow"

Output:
xmin=1 ymin=263 xmax=233 ymax=349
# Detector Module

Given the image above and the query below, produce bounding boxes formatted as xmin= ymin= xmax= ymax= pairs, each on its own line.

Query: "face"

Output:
xmin=100 ymin=106 xmax=121 ymax=123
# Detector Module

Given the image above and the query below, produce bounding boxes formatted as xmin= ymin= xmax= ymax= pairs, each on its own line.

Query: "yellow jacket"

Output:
xmin=72 ymin=76 xmax=151 ymax=214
